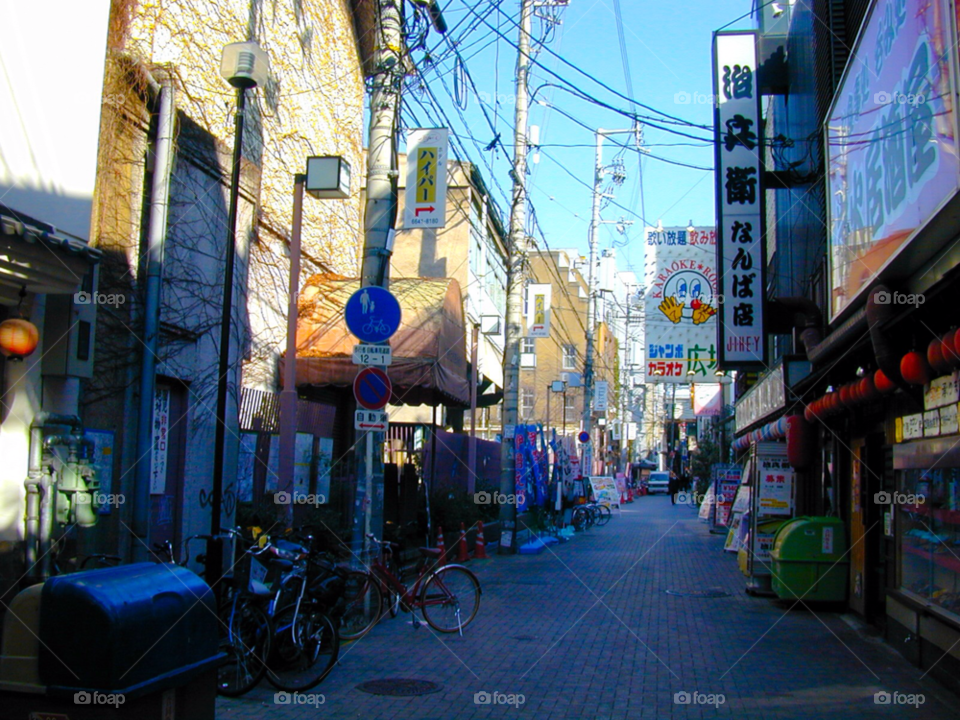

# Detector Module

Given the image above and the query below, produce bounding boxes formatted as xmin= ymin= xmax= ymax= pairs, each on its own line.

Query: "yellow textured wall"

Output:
xmin=121 ymin=0 xmax=364 ymax=272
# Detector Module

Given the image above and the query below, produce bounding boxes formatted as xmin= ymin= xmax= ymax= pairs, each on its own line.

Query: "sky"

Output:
xmin=405 ymin=0 xmax=756 ymax=281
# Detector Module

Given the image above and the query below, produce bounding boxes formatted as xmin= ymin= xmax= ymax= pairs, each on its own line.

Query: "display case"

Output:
xmin=897 ymin=466 xmax=960 ymax=617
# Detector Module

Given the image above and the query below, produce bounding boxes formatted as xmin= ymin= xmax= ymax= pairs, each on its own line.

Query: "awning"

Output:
xmin=0 ymin=204 xmax=100 ymax=305
xmin=288 ymin=276 xmax=470 ymax=407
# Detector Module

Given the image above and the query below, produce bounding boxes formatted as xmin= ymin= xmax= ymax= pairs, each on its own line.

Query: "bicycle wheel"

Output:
xmin=217 ymin=597 xmax=272 ymax=696
xmin=595 ymin=505 xmax=612 ymax=527
xmin=420 ymin=566 xmax=481 ymax=633
xmin=266 ymin=604 xmax=339 ymax=692
xmin=571 ymin=506 xmax=588 ymax=531
xmin=339 ymin=571 xmax=383 ymax=640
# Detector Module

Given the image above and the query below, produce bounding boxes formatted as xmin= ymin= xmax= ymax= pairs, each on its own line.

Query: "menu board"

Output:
xmin=588 ymin=476 xmax=620 ymax=508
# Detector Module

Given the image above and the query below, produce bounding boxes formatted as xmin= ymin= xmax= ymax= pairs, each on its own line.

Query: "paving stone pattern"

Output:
xmin=217 ymin=497 xmax=957 ymax=719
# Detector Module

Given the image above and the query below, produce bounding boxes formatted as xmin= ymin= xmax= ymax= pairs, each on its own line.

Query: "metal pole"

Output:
xmin=207 ymin=86 xmax=246 ymax=588
xmin=278 ymin=175 xmax=304 ymax=527
xmin=582 ymin=131 xmax=603 ymax=478
xmin=499 ymin=0 xmax=532 ymax=554
xmin=468 ymin=323 xmax=479 ymax=495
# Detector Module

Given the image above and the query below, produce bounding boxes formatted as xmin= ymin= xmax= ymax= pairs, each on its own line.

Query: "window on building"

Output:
xmin=520 ymin=388 xmax=535 ymax=420
xmin=522 ymin=338 xmax=535 ymax=354
xmin=563 ymin=344 xmax=578 ymax=370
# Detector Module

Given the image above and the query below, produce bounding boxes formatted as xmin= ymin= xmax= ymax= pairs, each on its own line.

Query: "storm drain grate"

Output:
xmin=357 ymin=679 xmax=443 ymax=697
xmin=665 ymin=589 xmax=731 ymax=598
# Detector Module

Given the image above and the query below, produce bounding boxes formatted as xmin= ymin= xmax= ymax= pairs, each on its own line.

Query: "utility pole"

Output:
xmin=582 ymin=129 xmax=634 ymax=477
xmin=499 ymin=0 xmax=533 ymax=554
xmin=357 ymin=0 xmax=402 ymax=552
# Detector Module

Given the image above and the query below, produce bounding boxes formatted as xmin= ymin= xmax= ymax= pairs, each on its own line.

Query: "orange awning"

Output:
xmin=285 ymin=275 xmax=470 ymax=407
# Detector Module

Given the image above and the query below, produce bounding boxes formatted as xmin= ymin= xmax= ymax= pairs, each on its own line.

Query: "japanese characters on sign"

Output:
xmin=150 ymin=387 xmax=170 ymax=494
xmin=644 ymin=226 xmax=719 ymax=382
xmin=594 ymin=381 xmax=609 ymax=412
xmin=403 ymin=128 xmax=449 ymax=228
xmin=826 ymin=0 xmax=958 ymax=320
xmin=525 ymin=283 xmax=552 ymax=338
xmin=757 ymin=455 xmax=795 ymax=517
xmin=713 ymin=31 xmax=765 ymax=367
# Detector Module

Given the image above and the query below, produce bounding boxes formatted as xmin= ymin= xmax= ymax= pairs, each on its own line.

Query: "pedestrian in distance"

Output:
xmin=669 ymin=473 xmax=679 ymax=505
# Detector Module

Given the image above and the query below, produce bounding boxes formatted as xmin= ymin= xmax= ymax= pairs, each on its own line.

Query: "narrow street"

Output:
xmin=218 ymin=499 xmax=955 ymax=719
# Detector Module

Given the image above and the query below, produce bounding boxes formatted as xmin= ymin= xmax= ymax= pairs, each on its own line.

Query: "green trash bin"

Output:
xmin=770 ymin=516 xmax=848 ymax=602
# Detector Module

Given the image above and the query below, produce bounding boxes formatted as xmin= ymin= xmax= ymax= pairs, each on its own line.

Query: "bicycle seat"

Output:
xmin=418 ymin=547 xmax=442 ymax=559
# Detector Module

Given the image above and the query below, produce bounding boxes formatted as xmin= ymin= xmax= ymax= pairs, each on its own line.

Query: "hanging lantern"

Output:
xmin=943 ymin=329 xmax=960 ymax=368
xmin=875 ymin=368 xmax=897 ymax=394
xmin=840 ymin=383 xmax=856 ymax=406
xmin=0 ymin=318 xmax=39 ymax=359
xmin=927 ymin=338 xmax=950 ymax=375
xmin=859 ymin=375 xmax=879 ymax=402
xmin=901 ymin=350 xmax=933 ymax=386
xmin=804 ymin=404 xmax=816 ymax=423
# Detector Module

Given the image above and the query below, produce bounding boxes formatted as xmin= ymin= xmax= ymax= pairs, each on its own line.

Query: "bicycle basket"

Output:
xmin=235 ymin=550 xmax=275 ymax=595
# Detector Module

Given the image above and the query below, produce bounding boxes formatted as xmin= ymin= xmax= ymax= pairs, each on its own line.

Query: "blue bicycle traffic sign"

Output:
xmin=345 ymin=286 xmax=401 ymax=343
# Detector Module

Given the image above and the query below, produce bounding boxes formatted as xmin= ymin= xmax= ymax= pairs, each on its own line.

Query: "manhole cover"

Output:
xmin=357 ymin=679 xmax=443 ymax=697
xmin=665 ymin=589 xmax=731 ymax=598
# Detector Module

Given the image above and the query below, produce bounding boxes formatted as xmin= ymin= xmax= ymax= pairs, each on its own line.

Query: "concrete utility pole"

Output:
xmin=499 ymin=0 xmax=533 ymax=554
xmin=582 ymin=129 xmax=635 ymax=477
xmin=357 ymin=0 xmax=402 ymax=550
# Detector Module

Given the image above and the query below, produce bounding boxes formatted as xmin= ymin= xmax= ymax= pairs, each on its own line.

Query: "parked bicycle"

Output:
xmin=217 ymin=529 xmax=339 ymax=696
xmin=352 ymin=533 xmax=482 ymax=635
xmin=571 ymin=502 xmax=613 ymax=531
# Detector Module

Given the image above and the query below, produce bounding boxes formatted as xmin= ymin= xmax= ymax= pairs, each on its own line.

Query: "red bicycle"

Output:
xmin=360 ymin=533 xmax=482 ymax=634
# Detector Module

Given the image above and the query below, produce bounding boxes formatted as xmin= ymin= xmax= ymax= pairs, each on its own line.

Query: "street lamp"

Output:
xmin=208 ymin=41 xmax=270 ymax=588
xmin=278 ymin=156 xmax=351 ymax=525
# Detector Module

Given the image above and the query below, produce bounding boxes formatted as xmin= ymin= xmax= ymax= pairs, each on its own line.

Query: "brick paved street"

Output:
xmin=217 ymin=497 xmax=958 ymax=719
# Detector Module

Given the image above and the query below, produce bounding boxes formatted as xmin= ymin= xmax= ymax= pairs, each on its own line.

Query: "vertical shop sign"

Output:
xmin=714 ymin=31 xmax=765 ymax=367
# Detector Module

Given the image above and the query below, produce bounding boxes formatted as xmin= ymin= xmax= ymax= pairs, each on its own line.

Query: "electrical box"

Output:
xmin=42 ymin=264 xmax=97 ymax=378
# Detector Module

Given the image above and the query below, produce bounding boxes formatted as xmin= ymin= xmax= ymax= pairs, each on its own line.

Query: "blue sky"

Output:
xmin=408 ymin=0 xmax=755 ymax=279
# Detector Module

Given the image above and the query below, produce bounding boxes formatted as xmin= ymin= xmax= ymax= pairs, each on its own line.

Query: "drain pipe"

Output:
xmin=865 ymin=283 xmax=904 ymax=385
xmin=132 ymin=75 xmax=176 ymax=558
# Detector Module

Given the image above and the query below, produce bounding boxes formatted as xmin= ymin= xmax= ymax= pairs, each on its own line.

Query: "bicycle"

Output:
xmin=362 ymin=317 xmax=390 ymax=336
xmin=358 ymin=533 xmax=482 ymax=635
xmin=219 ymin=530 xmax=339 ymax=695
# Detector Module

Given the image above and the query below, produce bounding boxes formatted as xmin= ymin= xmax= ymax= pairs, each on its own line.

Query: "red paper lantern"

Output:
xmin=0 ymin=318 xmax=39 ymax=358
xmin=827 ymin=393 xmax=841 ymax=415
xmin=901 ymin=350 xmax=933 ymax=386
xmin=943 ymin=330 xmax=960 ymax=368
xmin=840 ymin=383 xmax=855 ymax=406
xmin=786 ymin=415 xmax=813 ymax=470
xmin=928 ymin=338 xmax=950 ymax=375
xmin=875 ymin=369 xmax=897 ymax=394
xmin=859 ymin=376 xmax=878 ymax=402
xmin=804 ymin=404 xmax=815 ymax=423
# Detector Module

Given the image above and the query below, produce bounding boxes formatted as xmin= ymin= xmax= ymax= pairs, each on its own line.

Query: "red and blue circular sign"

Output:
xmin=354 ymin=367 xmax=392 ymax=410
xmin=578 ymin=431 xmax=590 ymax=444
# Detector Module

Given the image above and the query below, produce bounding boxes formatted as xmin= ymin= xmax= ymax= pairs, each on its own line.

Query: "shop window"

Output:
xmin=898 ymin=467 xmax=960 ymax=617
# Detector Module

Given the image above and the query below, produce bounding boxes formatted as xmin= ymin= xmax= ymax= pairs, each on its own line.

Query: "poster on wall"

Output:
xmin=723 ymin=485 xmax=751 ymax=552
xmin=85 ymin=429 xmax=115 ymax=515
xmin=713 ymin=31 xmax=765 ymax=367
xmin=713 ymin=463 xmax=742 ymax=527
xmin=826 ymin=0 xmax=958 ymax=319
xmin=644 ymin=225 xmax=719 ymax=381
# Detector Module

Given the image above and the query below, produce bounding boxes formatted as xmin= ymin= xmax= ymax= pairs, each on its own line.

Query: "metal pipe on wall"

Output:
xmin=133 ymin=77 xmax=176 ymax=559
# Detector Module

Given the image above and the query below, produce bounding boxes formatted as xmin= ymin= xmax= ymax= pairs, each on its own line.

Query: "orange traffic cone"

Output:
xmin=457 ymin=522 xmax=470 ymax=562
xmin=474 ymin=521 xmax=489 ymax=559
xmin=436 ymin=525 xmax=447 ymax=566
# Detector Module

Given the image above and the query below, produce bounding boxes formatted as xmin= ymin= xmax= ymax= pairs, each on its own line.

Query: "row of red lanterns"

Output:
xmin=803 ymin=370 xmax=897 ymax=423
xmin=803 ymin=329 xmax=960 ymax=423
